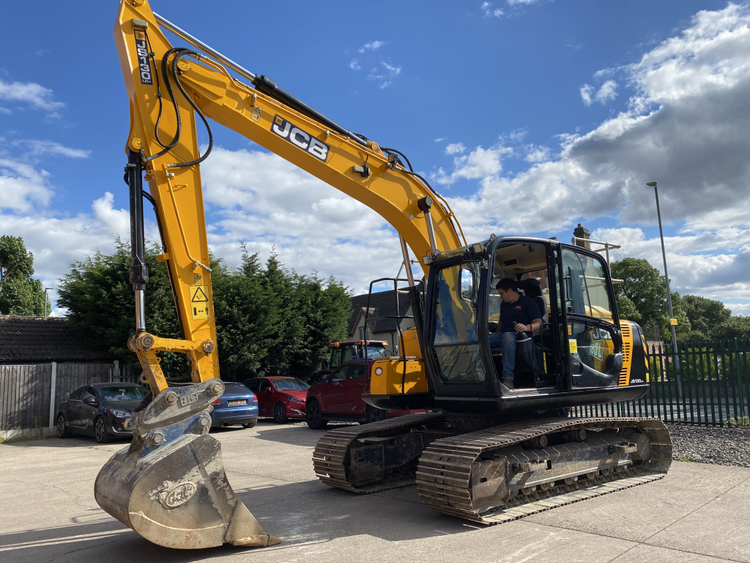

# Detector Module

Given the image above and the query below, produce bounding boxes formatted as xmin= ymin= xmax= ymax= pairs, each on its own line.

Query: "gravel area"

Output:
xmin=667 ymin=423 xmax=750 ymax=467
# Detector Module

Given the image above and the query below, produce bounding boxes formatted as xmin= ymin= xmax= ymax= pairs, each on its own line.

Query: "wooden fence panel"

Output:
xmin=0 ymin=362 xmax=135 ymax=430
xmin=0 ymin=364 xmax=52 ymax=430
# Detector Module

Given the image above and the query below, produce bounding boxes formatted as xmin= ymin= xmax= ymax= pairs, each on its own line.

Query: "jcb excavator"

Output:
xmin=98 ymin=0 xmax=672 ymax=549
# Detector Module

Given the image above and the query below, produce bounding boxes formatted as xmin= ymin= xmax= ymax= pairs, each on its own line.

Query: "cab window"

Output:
xmin=561 ymin=248 xmax=614 ymax=321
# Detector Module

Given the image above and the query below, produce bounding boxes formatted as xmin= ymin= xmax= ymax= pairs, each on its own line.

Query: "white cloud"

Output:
xmin=445 ymin=143 xmax=466 ymax=155
xmin=507 ymin=0 xmax=540 ymax=5
xmin=481 ymin=2 xmax=504 ymax=18
xmin=358 ymin=40 xmax=387 ymax=53
xmin=0 ymin=157 xmax=53 ymax=212
xmin=0 ymin=193 xmax=134 ymax=310
xmin=0 ymin=79 xmax=64 ymax=113
xmin=368 ymin=62 xmax=402 ymax=89
xmin=524 ymin=144 xmax=551 ymax=163
xmin=12 ymin=140 xmax=91 ymax=159
xmin=595 ymin=80 xmax=618 ymax=103
xmin=433 ymin=144 xmax=512 ymax=185
xmin=580 ymin=80 xmax=618 ymax=106
xmin=350 ymin=41 xmax=401 ymax=89
xmin=508 ymin=129 xmax=528 ymax=143
xmin=580 ymin=84 xmax=593 ymax=105
xmin=0 ymin=140 xmax=92 ymax=213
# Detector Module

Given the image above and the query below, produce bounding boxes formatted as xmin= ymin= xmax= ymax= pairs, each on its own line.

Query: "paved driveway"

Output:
xmin=1 ymin=421 xmax=748 ymax=562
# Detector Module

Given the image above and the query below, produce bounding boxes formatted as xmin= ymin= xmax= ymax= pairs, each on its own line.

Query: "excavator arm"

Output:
xmin=95 ymin=0 xmax=466 ymax=550
xmin=116 ymin=2 xmax=465 ymax=396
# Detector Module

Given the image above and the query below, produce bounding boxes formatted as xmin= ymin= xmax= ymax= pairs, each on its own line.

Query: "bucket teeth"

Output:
xmin=94 ymin=379 xmax=279 ymax=550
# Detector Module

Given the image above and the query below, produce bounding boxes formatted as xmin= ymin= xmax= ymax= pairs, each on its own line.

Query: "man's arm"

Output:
xmin=514 ymin=318 xmax=542 ymax=333
xmin=514 ymin=297 xmax=542 ymax=333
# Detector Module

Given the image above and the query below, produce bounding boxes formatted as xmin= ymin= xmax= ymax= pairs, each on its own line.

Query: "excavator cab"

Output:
xmin=413 ymin=236 xmax=649 ymax=414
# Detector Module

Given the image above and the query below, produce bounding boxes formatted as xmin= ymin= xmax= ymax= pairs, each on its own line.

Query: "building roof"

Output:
xmin=348 ymin=290 xmax=413 ymax=335
xmin=0 ymin=316 xmax=115 ymax=364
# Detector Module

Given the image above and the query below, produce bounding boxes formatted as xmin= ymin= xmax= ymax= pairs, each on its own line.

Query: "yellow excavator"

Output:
xmin=97 ymin=0 xmax=672 ymax=549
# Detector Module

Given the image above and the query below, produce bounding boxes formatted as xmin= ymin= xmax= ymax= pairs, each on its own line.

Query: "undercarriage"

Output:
xmin=313 ymin=413 xmax=672 ymax=523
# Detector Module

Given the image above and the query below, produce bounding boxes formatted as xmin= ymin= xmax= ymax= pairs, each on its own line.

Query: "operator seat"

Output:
xmin=517 ymin=278 xmax=547 ymax=322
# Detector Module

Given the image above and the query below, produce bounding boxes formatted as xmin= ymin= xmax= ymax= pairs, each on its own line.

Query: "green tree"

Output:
xmin=60 ymin=242 xmax=352 ymax=382
xmin=713 ymin=316 xmax=750 ymax=340
xmin=682 ymin=294 xmax=732 ymax=338
xmin=213 ymin=248 xmax=351 ymax=381
xmin=610 ymin=257 xmax=690 ymax=340
xmin=58 ymin=239 xmax=183 ymax=373
xmin=0 ymin=235 xmax=45 ymax=316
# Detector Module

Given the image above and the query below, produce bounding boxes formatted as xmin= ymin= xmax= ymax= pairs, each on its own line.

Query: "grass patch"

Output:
xmin=676 ymin=455 xmax=695 ymax=462
xmin=724 ymin=416 xmax=750 ymax=429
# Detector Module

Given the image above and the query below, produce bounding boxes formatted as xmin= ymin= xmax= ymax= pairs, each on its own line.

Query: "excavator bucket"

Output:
xmin=94 ymin=379 xmax=280 ymax=549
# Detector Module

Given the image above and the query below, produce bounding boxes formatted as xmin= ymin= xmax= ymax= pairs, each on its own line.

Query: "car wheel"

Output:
xmin=306 ymin=400 xmax=328 ymax=429
xmin=365 ymin=406 xmax=388 ymax=424
xmin=94 ymin=417 xmax=109 ymax=443
xmin=273 ymin=403 xmax=288 ymax=424
xmin=242 ymin=420 xmax=257 ymax=428
xmin=56 ymin=414 xmax=71 ymax=438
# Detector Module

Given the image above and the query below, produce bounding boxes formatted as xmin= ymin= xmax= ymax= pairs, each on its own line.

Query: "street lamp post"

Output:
xmin=646 ymin=181 xmax=682 ymax=396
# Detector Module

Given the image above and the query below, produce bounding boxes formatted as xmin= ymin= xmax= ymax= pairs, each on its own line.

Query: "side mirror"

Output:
xmin=83 ymin=396 xmax=98 ymax=406
xmin=321 ymin=360 xmax=328 ymax=369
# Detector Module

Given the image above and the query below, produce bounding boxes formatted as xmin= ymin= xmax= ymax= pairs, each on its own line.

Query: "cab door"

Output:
xmin=558 ymin=246 xmax=623 ymax=389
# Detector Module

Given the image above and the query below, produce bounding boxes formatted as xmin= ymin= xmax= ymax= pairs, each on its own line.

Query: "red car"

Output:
xmin=305 ymin=359 xmax=417 ymax=429
xmin=245 ymin=376 xmax=309 ymax=423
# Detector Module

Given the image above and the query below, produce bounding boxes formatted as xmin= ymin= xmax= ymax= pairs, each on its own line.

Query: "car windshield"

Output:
xmin=362 ymin=345 xmax=387 ymax=358
xmin=98 ymin=386 xmax=149 ymax=402
xmin=272 ymin=378 xmax=310 ymax=391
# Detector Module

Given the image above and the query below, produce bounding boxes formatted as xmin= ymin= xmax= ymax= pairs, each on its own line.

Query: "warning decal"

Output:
xmin=190 ymin=286 xmax=209 ymax=320
xmin=191 ymin=286 xmax=209 ymax=302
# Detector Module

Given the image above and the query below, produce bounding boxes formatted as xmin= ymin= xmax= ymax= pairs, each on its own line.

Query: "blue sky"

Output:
xmin=2 ymin=0 xmax=748 ymax=317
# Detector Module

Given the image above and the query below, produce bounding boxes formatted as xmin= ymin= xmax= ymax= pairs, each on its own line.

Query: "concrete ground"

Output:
xmin=1 ymin=420 xmax=747 ymax=563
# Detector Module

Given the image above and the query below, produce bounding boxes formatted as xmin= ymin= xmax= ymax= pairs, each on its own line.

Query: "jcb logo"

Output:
xmin=271 ymin=115 xmax=329 ymax=162
xmin=134 ymin=31 xmax=153 ymax=85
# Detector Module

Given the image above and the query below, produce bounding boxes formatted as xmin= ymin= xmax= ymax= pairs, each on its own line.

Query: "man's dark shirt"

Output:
xmin=498 ymin=294 xmax=542 ymax=332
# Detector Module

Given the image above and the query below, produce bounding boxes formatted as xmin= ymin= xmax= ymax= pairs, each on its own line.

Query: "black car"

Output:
xmin=55 ymin=382 xmax=149 ymax=443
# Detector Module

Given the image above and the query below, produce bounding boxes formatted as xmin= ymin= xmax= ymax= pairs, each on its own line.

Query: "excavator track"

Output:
xmin=314 ymin=415 xmax=671 ymax=525
xmin=313 ymin=412 xmax=448 ymax=493
xmin=416 ymin=417 xmax=672 ymax=524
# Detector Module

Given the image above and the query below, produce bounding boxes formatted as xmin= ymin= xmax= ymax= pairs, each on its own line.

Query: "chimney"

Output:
xmin=573 ymin=223 xmax=590 ymax=250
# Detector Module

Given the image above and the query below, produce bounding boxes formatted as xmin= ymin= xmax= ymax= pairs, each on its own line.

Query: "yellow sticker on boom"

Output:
xmin=190 ymin=286 xmax=209 ymax=320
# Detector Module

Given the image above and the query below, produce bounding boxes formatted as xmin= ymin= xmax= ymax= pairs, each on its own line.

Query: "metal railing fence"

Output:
xmin=574 ymin=338 xmax=750 ymax=426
